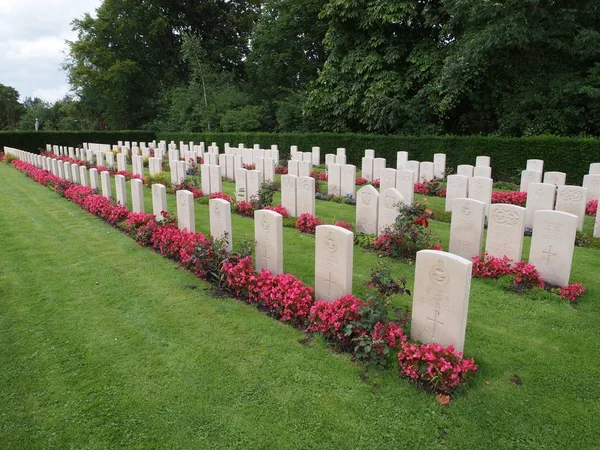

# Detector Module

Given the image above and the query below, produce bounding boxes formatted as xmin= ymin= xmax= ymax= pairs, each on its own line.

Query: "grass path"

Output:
xmin=1 ymin=162 xmax=599 ymax=449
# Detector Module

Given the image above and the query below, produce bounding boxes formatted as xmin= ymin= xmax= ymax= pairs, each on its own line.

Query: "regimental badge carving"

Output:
xmin=399 ymin=172 xmax=412 ymax=183
xmin=301 ymin=179 xmax=311 ymax=191
xmin=213 ymin=204 xmax=221 ymax=217
xmin=325 ymin=232 xmax=337 ymax=255
xmin=383 ymin=170 xmax=394 ymax=180
xmin=361 ymin=191 xmax=371 ymax=205
xmin=535 ymin=188 xmax=545 ymax=198
xmin=179 ymin=193 xmax=187 ymax=208
xmin=460 ymin=205 xmax=472 ymax=219
xmin=491 ymin=206 xmax=520 ymax=226
xmin=282 ymin=176 xmax=294 ymax=189
xmin=385 ymin=195 xmax=396 ymax=209
xmin=261 ymin=215 xmax=270 ymax=231
xmin=449 ymin=177 xmax=465 ymax=189
xmin=560 ymin=188 xmax=584 ymax=203
xmin=429 ymin=261 xmax=449 ymax=286
xmin=343 ymin=167 xmax=353 ymax=176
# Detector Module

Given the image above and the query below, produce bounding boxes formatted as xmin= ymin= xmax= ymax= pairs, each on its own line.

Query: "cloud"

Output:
xmin=0 ymin=0 xmax=102 ymax=102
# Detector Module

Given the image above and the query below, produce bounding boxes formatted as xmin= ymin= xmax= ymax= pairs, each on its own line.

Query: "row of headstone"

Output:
xmin=354 ymin=186 xmax=405 ymax=235
xmin=280 ymin=175 xmax=315 ymax=216
xmin=235 ymin=168 xmax=262 ymax=202
xmin=290 ymin=146 xmax=320 ymax=166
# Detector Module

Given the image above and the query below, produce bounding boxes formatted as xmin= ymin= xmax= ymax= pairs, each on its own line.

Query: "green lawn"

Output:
xmin=1 ymin=161 xmax=599 ymax=449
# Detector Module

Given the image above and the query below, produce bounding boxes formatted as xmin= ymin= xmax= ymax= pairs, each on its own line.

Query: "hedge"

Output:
xmin=2 ymin=131 xmax=598 ymax=184
xmin=158 ymin=132 xmax=600 ymax=184
xmin=0 ymin=131 xmax=155 ymax=156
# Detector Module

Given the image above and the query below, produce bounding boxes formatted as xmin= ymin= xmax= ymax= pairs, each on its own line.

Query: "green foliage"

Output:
xmin=0 ymin=131 xmax=155 ymax=154
xmin=0 ymin=84 xmax=23 ymax=130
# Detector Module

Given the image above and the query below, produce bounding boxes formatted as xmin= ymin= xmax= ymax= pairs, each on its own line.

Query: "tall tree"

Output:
xmin=0 ymin=84 xmax=23 ymax=130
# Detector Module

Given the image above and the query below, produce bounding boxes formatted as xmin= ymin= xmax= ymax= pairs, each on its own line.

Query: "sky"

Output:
xmin=0 ymin=0 xmax=102 ymax=103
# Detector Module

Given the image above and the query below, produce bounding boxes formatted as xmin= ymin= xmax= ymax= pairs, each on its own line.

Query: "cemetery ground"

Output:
xmin=1 ymin=161 xmax=599 ymax=449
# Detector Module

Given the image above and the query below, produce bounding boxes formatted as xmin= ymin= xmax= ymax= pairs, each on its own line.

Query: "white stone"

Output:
xmin=406 ymin=161 xmax=420 ymax=183
xmin=527 ymin=159 xmax=544 ymax=172
xmin=299 ymin=160 xmax=312 ymax=178
xmin=468 ymin=176 xmax=493 ymax=216
xmin=362 ymin=157 xmax=374 ymax=181
xmin=583 ymin=174 xmax=600 ymax=201
xmin=379 ymin=168 xmax=397 ymax=191
xmin=177 ymin=190 xmax=195 ymax=232
xmin=377 ymin=188 xmax=404 ymax=236
xmin=89 ymin=168 xmax=99 ymax=190
xmin=519 ymin=170 xmax=542 ymax=193
xmin=100 ymin=171 xmax=111 ymax=199
xmin=485 ymin=204 xmax=526 ymax=261
xmin=395 ymin=169 xmax=414 ymax=206
xmin=529 ymin=210 xmax=577 ymax=287
xmin=419 ymin=162 xmax=434 ymax=182
xmin=201 ymin=164 xmax=211 ymax=195
xmin=209 ymin=198 xmax=232 ymax=251
xmin=328 ymin=163 xmax=341 ymax=196
xmin=543 ymin=171 xmax=566 ymax=187
xmin=254 ymin=210 xmax=283 ymax=274
xmin=456 ymin=164 xmax=474 ymax=178
xmin=131 ymin=179 xmax=144 ymax=213
xmin=64 ymin=162 xmax=71 ymax=182
xmin=210 ymin=165 xmax=222 ymax=193
xmin=79 ymin=166 xmax=89 ymax=187
xmin=288 ymin=160 xmax=299 ymax=177
xmin=594 ymin=203 xmax=600 ymax=238
xmin=71 ymin=164 xmax=80 ymax=184
xmin=475 ymin=156 xmax=490 ymax=167
xmin=235 ymin=168 xmax=248 ymax=202
xmin=296 ymin=176 xmax=315 ymax=216
xmin=281 ymin=175 xmax=297 ymax=217
xmin=433 ymin=153 xmax=446 ymax=179
xmin=473 ymin=166 xmax=492 ymax=178
xmin=524 ymin=183 xmax=556 ymax=230
xmin=247 ymin=170 xmax=261 ymax=201
xmin=445 ymin=175 xmax=469 ymax=212
xmin=341 ymin=164 xmax=356 ymax=198
xmin=117 ymin=154 xmax=127 ymax=172
xmin=373 ymin=158 xmax=386 ymax=181
xmin=589 ymin=163 xmax=600 ymax=175
xmin=335 ymin=154 xmax=346 ymax=165
xmin=397 ymin=151 xmax=408 ymax=170
xmin=325 ymin=154 xmax=335 ymax=166
xmin=152 ymin=184 xmax=167 ymax=220
xmin=449 ymin=198 xmax=485 ymax=260
xmin=410 ymin=250 xmax=472 ymax=353
xmin=314 ymin=225 xmax=354 ymax=302
xmin=264 ymin=158 xmax=275 ymax=182
xmin=555 ymin=185 xmax=588 ymax=231
xmin=355 ymin=185 xmax=379 ymax=234
xmin=115 ymin=175 xmax=127 ymax=207
xmin=312 ymin=147 xmax=321 ymax=166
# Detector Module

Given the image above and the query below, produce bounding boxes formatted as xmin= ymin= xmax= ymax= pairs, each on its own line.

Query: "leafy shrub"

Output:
xmin=333 ymin=221 xmax=353 ymax=231
xmin=586 ymin=200 xmax=597 ymax=216
xmin=264 ymin=204 xmax=288 ymax=218
xmin=471 ymin=253 xmax=514 ymax=279
xmin=491 ymin=191 xmax=527 ymax=206
xmin=295 ymin=213 xmax=324 ymax=234
xmin=354 ymin=232 xmax=376 ymax=249
xmin=210 ymin=192 xmax=232 ymax=202
xmin=555 ymin=283 xmax=586 ymax=303
xmin=235 ymin=200 xmax=257 ymax=217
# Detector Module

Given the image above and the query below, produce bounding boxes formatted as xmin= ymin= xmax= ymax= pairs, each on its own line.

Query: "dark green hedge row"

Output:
xmin=159 ymin=132 xmax=600 ymax=184
xmin=0 ymin=131 xmax=155 ymax=155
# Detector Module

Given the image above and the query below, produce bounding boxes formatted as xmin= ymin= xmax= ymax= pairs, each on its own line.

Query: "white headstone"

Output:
xmin=373 ymin=158 xmax=386 ymax=181
xmin=247 ymin=170 xmax=261 ymax=201
xmin=582 ymin=174 xmax=600 ymax=201
xmin=209 ymin=198 xmax=232 ymax=251
xmin=288 ymin=160 xmax=299 ymax=177
xmin=379 ymin=168 xmax=397 ymax=191
xmin=281 ymin=175 xmax=297 ymax=217
xmin=340 ymin=164 xmax=356 ymax=198
xmin=299 ymin=160 xmax=312 ymax=178
xmin=445 ymin=175 xmax=469 ymax=212
xmin=235 ymin=168 xmax=248 ymax=202
xmin=201 ymin=163 xmax=211 ymax=195
xmin=131 ymin=178 xmax=144 ymax=213
xmin=365 ymin=149 xmax=375 ymax=159
xmin=325 ymin=154 xmax=335 ymax=166
xmin=79 ymin=166 xmax=89 ymax=188
xmin=543 ymin=171 xmax=566 ymax=187
xmin=177 ymin=190 xmax=195 ymax=232
xmin=296 ymin=176 xmax=316 ymax=216
xmin=405 ymin=160 xmax=420 ymax=184
xmin=433 ymin=153 xmax=446 ymax=179
xmin=377 ymin=188 xmax=404 ymax=236
xmin=395 ymin=169 xmax=414 ymax=206
xmin=468 ymin=176 xmax=493 ymax=216
xmin=254 ymin=210 xmax=283 ymax=274
xmin=594 ymin=203 xmax=600 ymax=238
xmin=555 ymin=185 xmax=588 ymax=231
xmin=419 ymin=162 xmax=434 ymax=182
xmin=100 ymin=171 xmax=111 ymax=199
xmin=362 ymin=157 xmax=374 ymax=181
xmin=449 ymin=198 xmax=485 ymax=260
xmin=485 ymin=204 xmax=526 ymax=261
xmin=527 ymin=159 xmax=544 ymax=172
xmin=589 ymin=163 xmax=600 ymax=175
xmin=410 ymin=250 xmax=472 ymax=353
xmin=473 ymin=166 xmax=492 ymax=178
xmin=328 ymin=163 xmax=341 ymax=196
xmin=529 ymin=210 xmax=577 ymax=287
xmin=314 ymin=225 xmax=354 ymax=302
xmin=71 ymin=164 xmax=80 ymax=184
xmin=456 ymin=164 xmax=474 ymax=178
xmin=115 ymin=174 xmax=127 ymax=207
xmin=64 ymin=162 xmax=71 ymax=182
xmin=312 ymin=147 xmax=321 ymax=166
xmin=355 ymin=185 xmax=379 ymax=234
xmin=519 ymin=170 xmax=542 ymax=193
xmin=397 ymin=151 xmax=408 ymax=170
xmin=89 ymin=168 xmax=99 ymax=190
xmin=152 ymin=184 xmax=167 ymax=220
xmin=210 ymin=165 xmax=222 ymax=193
xmin=475 ymin=156 xmax=490 ymax=167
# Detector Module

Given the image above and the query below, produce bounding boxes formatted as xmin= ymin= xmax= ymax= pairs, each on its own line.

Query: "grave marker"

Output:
xmin=378 ymin=188 xmax=404 ymax=236
xmin=355 ymin=185 xmax=379 ymax=234
xmin=314 ymin=225 xmax=354 ymax=302
xmin=177 ymin=190 xmax=195 ymax=232
xmin=209 ymin=198 xmax=233 ymax=251
xmin=485 ymin=204 xmax=526 ymax=261
xmin=254 ymin=210 xmax=283 ymax=274
xmin=449 ymin=198 xmax=485 ymax=260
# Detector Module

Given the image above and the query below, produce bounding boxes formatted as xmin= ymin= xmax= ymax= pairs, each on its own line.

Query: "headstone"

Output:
xmin=473 ymin=166 xmax=492 ymax=178
xmin=485 ymin=204 xmax=526 ymax=261
xmin=406 ymin=160 xmax=420 ymax=184
xmin=527 ymin=159 xmax=544 ymax=172
xmin=64 ymin=162 xmax=71 ymax=182
xmin=365 ymin=149 xmax=375 ymax=159
xmin=362 ymin=157 xmax=374 ymax=181
xmin=247 ymin=170 xmax=261 ymax=201
xmin=169 ymin=160 xmax=180 ymax=185
xmin=355 ymin=185 xmax=379 ymax=234
xmin=433 ymin=153 xmax=446 ymax=179
xmin=131 ymin=178 xmax=144 ymax=213
xmin=341 ymin=164 xmax=357 ymax=198
xmin=594 ymin=204 xmax=600 ymax=238
xmin=89 ymin=168 xmax=99 ymax=190
xmin=201 ymin=163 xmax=211 ymax=195
xmin=468 ymin=176 xmax=493 ymax=216
xmin=210 ymin=165 xmax=222 ymax=193
xmin=543 ymin=171 xmax=566 ymax=187
xmin=397 ymin=151 xmax=408 ymax=170
xmin=296 ymin=176 xmax=316 ymax=216
xmin=79 ymin=166 xmax=89 ymax=187
xmin=312 ymin=147 xmax=321 ymax=166
xmin=445 ymin=175 xmax=469 ymax=212
xmin=152 ymin=184 xmax=167 ymax=220
xmin=288 ymin=160 xmax=299 ymax=177
xmin=377 ymin=188 xmax=404 ymax=236
xmin=589 ymin=163 xmax=600 ymax=175
xmin=449 ymin=198 xmax=485 ymax=260
xmin=177 ymin=190 xmax=195 ymax=232
xmin=529 ymin=210 xmax=577 ymax=286
xmin=115 ymin=175 xmax=127 ymax=206
xmin=100 ymin=171 xmax=111 ymax=199
xmin=254 ymin=210 xmax=283 ymax=274
xmin=582 ymin=174 xmax=600 ymax=201
xmin=524 ymin=183 xmax=556 ymax=230
xmin=335 ymin=154 xmax=346 ymax=165
xmin=325 ymin=154 xmax=335 ymax=166
xmin=373 ymin=158 xmax=386 ymax=181
xmin=379 ymin=168 xmax=397 ymax=191
xmin=395 ymin=169 xmax=414 ymax=206
xmin=299 ymin=160 xmax=312 ymax=178
xmin=281 ymin=175 xmax=297 ymax=217
xmin=314 ymin=225 xmax=354 ymax=302
xmin=519 ymin=170 xmax=542 ymax=193
xmin=209 ymin=198 xmax=232 ymax=251
xmin=71 ymin=164 xmax=80 ymax=184
xmin=410 ymin=250 xmax=472 ymax=353
xmin=475 ymin=156 xmax=490 ymax=167
xmin=264 ymin=158 xmax=275 ymax=182
xmin=419 ymin=162 xmax=434 ymax=182
xmin=456 ymin=164 xmax=474 ymax=178
xmin=235 ymin=168 xmax=248 ymax=202
xmin=117 ymin=153 xmax=127 ymax=172
xmin=555 ymin=185 xmax=588 ymax=231
xmin=328 ymin=163 xmax=342 ymax=196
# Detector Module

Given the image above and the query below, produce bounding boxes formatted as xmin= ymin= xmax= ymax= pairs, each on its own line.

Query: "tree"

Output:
xmin=0 ymin=84 xmax=23 ymax=130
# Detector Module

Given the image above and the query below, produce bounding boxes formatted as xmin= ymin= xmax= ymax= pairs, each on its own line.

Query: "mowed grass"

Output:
xmin=1 ymin=162 xmax=599 ymax=449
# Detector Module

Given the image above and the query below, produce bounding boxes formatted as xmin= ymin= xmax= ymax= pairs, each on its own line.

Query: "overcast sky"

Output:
xmin=0 ymin=0 xmax=102 ymax=103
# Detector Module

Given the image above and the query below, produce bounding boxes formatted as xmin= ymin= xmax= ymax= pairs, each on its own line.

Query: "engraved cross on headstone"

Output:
xmin=260 ymin=245 xmax=270 ymax=267
xmin=543 ymin=245 xmax=557 ymax=266
xmin=427 ymin=309 xmax=444 ymax=341
xmin=324 ymin=272 xmax=336 ymax=300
